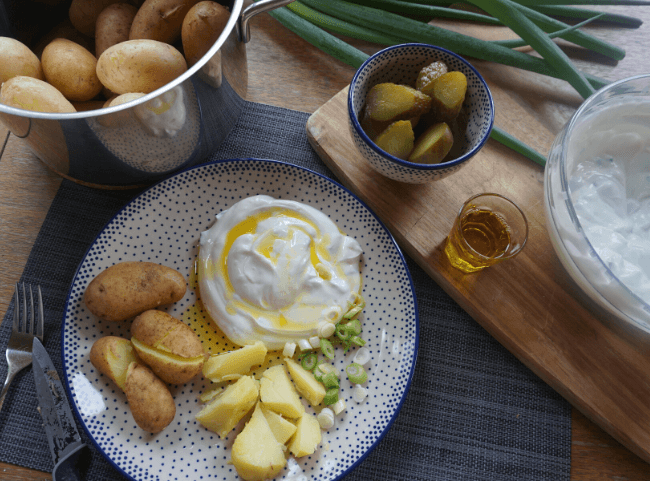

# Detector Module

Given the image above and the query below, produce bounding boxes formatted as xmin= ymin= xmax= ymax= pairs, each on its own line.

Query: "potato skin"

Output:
xmin=69 ymin=0 xmax=122 ymax=37
xmin=132 ymin=309 xmax=203 ymax=357
xmin=95 ymin=3 xmax=138 ymax=59
xmin=84 ymin=261 xmax=187 ymax=322
xmin=0 ymin=37 xmax=44 ymax=83
xmin=181 ymin=1 xmax=229 ymax=66
xmin=96 ymin=39 xmax=187 ymax=94
xmin=130 ymin=0 xmax=199 ymax=44
xmin=0 ymin=76 xmax=76 ymax=113
xmin=41 ymin=38 xmax=103 ymax=102
xmin=124 ymin=362 xmax=176 ymax=433
xmin=89 ymin=336 xmax=139 ymax=390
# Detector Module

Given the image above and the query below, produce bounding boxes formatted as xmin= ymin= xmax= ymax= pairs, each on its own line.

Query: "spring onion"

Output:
xmin=282 ymin=342 xmax=297 ymax=358
xmin=353 ymin=347 xmax=372 ymax=365
xmin=353 ymin=385 xmax=369 ymax=403
xmin=300 ymin=352 xmax=319 ymax=370
xmin=320 ymin=338 xmax=336 ymax=360
xmin=490 ymin=127 xmax=547 ymax=167
xmin=309 ymin=335 xmax=321 ymax=348
xmin=318 ymin=321 xmax=336 ymax=338
xmin=346 ymin=0 xmax=502 ymax=24
xmin=317 ymin=408 xmax=335 ymax=429
xmin=351 ymin=336 xmax=366 ymax=347
xmin=324 ymin=388 xmax=339 ymax=405
xmin=332 ymin=399 xmax=347 ymax=415
xmin=346 ymin=363 xmax=368 ymax=384
xmin=322 ymin=371 xmax=340 ymax=389
xmin=335 ymin=323 xmax=352 ymax=342
xmin=529 ymin=5 xmax=644 ymax=28
xmin=298 ymin=338 xmax=313 ymax=351
xmin=346 ymin=318 xmax=362 ymax=335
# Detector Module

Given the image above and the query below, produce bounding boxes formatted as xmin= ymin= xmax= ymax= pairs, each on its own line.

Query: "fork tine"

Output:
xmin=21 ymin=283 xmax=27 ymax=333
xmin=12 ymin=283 xmax=19 ymax=331
xmin=37 ymin=286 xmax=44 ymax=341
xmin=28 ymin=285 xmax=35 ymax=335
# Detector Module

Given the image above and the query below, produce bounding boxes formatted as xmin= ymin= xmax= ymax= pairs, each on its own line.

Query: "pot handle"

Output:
xmin=238 ymin=0 xmax=295 ymax=43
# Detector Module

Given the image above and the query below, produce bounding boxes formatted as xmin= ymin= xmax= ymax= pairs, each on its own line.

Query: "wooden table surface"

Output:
xmin=1 ymin=4 xmax=650 ymax=480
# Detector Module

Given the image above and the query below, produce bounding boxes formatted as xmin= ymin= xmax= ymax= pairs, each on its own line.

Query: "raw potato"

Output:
xmin=69 ymin=0 xmax=123 ymax=36
xmin=374 ymin=120 xmax=415 ymax=161
xmin=408 ymin=122 xmax=454 ymax=165
xmin=89 ymin=336 xmax=139 ymax=390
xmin=181 ymin=1 xmax=230 ymax=66
xmin=0 ymin=76 xmax=76 ymax=113
xmin=124 ymin=362 xmax=176 ymax=433
xmin=231 ymin=403 xmax=286 ymax=481
xmin=83 ymin=261 xmax=187 ymax=322
xmin=364 ymin=83 xmax=431 ymax=122
xmin=131 ymin=309 xmax=204 ymax=384
xmin=130 ymin=0 xmax=200 ymax=44
xmin=95 ymin=3 xmax=138 ymax=58
xmin=96 ymin=39 xmax=187 ymax=94
xmin=427 ymin=71 xmax=468 ymax=122
xmin=41 ymin=38 xmax=103 ymax=102
xmin=195 ymin=375 xmax=259 ymax=438
xmin=0 ymin=37 xmax=44 ymax=83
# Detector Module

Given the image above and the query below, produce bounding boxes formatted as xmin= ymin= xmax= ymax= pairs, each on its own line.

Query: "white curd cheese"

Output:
xmin=198 ymin=195 xmax=363 ymax=349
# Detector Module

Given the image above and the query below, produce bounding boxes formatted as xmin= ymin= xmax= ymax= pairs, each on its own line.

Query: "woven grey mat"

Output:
xmin=0 ymin=101 xmax=571 ymax=480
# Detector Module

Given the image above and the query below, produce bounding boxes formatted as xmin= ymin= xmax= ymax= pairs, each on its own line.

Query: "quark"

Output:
xmin=198 ymin=195 xmax=363 ymax=349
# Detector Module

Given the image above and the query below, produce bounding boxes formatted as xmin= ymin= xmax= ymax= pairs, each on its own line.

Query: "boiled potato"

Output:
xmin=69 ymin=0 xmax=122 ymax=37
xmin=195 ymin=375 xmax=259 ymax=438
xmin=202 ymin=341 xmax=267 ymax=383
xmin=130 ymin=309 xmax=204 ymax=384
xmin=231 ymin=403 xmax=286 ymax=481
xmin=95 ymin=3 xmax=138 ymax=58
xmin=89 ymin=336 xmax=139 ymax=390
xmin=0 ymin=76 xmax=76 ymax=113
xmin=71 ymin=100 xmax=106 ymax=111
xmin=260 ymin=404 xmax=296 ymax=445
xmin=288 ymin=412 xmax=322 ymax=458
xmin=285 ymin=358 xmax=326 ymax=407
xmin=0 ymin=37 xmax=44 ymax=83
xmin=41 ymin=38 xmax=103 ymax=102
xmin=259 ymin=364 xmax=304 ymax=419
xmin=83 ymin=261 xmax=187 ymax=322
xmin=364 ymin=83 xmax=431 ymax=123
xmin=130 ymin=0 xmax=199 ymax=44
xmin=97 ymin=92 xmax=146 ymax=127
xmin=374 ymin=120 xmax=415 ymax=161
xmin=408 ymin=122 xmax=454 ymax=165
xmin=124 ymin=361 xmax=176 ymax=433
xmin=96 ymin=39 xmax=187 ymax=94
xmin=181 ymin=1 xmax=229 ymax=66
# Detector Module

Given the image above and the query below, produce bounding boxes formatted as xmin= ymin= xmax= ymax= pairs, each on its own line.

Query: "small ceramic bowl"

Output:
xmin=348 ymin=43 xmax=494 ymax=184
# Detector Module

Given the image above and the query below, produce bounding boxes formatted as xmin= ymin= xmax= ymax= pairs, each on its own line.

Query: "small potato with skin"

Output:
xmin=95 ymin=3 xmax=138 ymax=58
xmin=42 ymin=38 xmax=103 ymax=102
xmin=97 ymin=40 xmax=187 ymax=94
xmin=0 ymin=37 xmax=44 ymax=83
xmin=84 ymin=261 xmax=187 ymax=322
xmin=69 ymin=0 xmax=122 ymax=37
xmin=0 ymin=76 xmax=76 ymax=113
xmin=97 ymin=92 xmax=146 ymax=127
xmin=89 ymin=336 xmax=139 ymax=390
xmin=181 ymin=1 xmax=230 ymax=66
xmin=124 ymin=362 xmax=175 ymax=433
xmin=130 ymin=0 xmax=200 ymax=44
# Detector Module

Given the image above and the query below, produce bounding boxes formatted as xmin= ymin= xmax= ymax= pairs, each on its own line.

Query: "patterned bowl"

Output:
xmin=348 ymin=43 xmax=494 ymax=184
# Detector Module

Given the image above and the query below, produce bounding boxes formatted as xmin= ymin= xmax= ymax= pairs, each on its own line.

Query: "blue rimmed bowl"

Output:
xmin=348 ymin=43 xmax=494 ymax=184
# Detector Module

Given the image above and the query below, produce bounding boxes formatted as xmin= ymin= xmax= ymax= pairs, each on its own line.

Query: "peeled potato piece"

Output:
xmin=374 ymin=120 xmax=415 ymax=161
xmin=416 ymin=60 xmax=449 ymax=94
xmin=408 ymin=122 xmax=454 ymax=165
xmin=364 ymin=83 xmax=431 ymax=123
xmin=288 ymin=413 xmax=322 ymax=458
xmin=427 ymin=71 xmax=467 ymax=122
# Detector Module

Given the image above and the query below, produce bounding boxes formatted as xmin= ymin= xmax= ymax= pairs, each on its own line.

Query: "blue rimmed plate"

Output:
xmin=61 ymin=158 xmax=419 ymax=481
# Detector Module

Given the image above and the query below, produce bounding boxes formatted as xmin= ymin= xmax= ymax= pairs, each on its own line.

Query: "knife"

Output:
xmin=32 ymin=337 xmax=89 ymax=481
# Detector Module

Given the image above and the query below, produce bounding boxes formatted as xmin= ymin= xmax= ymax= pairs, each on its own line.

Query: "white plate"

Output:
xmin=62 ymin=159 xmax=419 ymax=481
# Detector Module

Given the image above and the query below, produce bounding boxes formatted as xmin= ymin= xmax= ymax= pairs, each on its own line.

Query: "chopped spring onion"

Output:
xmin=350 ymin=336 xmax=366 ymax=347
xmin=343 ymin=303 xmax=364 ymax=320
xmin=301 ymin=352 xmax=319 ymax=371
xmin=353 ymin=385 xmax=369 ymax=403
xmin=353 ymin=347 xmax=372 ymax=365
xmin=282 ymin=342 xmax=297 ymax=358
xmin=318 ymin=321 xmax=336 ymax=338
xmin=346 ymin=318 xmax=362 ymax=335
xmin=335 ymin=323 xmax=352 ymax=342
xmin=324 ymin=388 xmax=339 ymax=406
xmin=309 ymin=335 xmax=321 ymax=349
xmin=332 ymin=399 xmax=347 ymax=415
xmin=320 ymin=338 xmax=336 ymax=360
xmin=316 ymin=363 xmax=339 ymax=377
xmin=298 ymin=338 xmax=313 ymax=351
xmin=322 ymin=371 xmax=340 ymax=389
xmin=346 ymin=363 xmax=368 ymax=384
xmin=317 ymin=408 xmax=335 ymax=429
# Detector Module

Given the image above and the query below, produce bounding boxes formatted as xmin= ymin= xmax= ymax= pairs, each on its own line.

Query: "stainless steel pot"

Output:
xmin=0 ymin=0 xmax=293 ymax=188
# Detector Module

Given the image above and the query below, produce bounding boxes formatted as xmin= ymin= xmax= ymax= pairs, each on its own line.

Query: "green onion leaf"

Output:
xmin=322 ymin=371 xmax=340 ymax=389
xmin=346 ymin=362 xmax=368 ymax=384
xmin=320 ymin=338 xmax=336 ymax=360
xmin=351 ymin=336 xmax=366 ymax=347
xmin=324 ymin=388 xmax=340 ymax=405
xmin=300 ymin=352 xmax=319 ymax=371
xmin=490 ymin=126 xmax=547 ymax=167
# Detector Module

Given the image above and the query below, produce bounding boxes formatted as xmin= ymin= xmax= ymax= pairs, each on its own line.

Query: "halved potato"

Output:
xmin=89 ymin=336 xmax=139 ymax=391
xmin=131 ymin=337 xmax=204 ymax=385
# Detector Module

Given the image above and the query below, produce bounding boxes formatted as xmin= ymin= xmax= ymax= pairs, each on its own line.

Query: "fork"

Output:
xmin=0 ymin=283 xmax=45 ymax=412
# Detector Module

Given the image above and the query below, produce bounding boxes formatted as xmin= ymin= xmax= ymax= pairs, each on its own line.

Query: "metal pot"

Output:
xmin=0 ymin=0 xmax=293 ymax=188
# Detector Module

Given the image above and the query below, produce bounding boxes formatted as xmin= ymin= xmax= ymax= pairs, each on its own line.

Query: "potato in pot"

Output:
xmin=0 ymin=76 xmax=76 ymax=113
xmin=181 ymin=1 xmax=230 ymax=66
xmin=83 ymin=261 xmax=187 ymax=322
xmin=131 ymin=309 xmax=204 ymax=384
xmin=95 ymin=3 xmax=138 ymax=59
xmin=130 ymin=0 xmax=200 ymax=44
xmin=0 ymin=37 xmax=44 ymax=83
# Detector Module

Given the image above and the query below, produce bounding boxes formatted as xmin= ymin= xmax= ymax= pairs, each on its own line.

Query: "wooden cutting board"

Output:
xmin=306 ymin=79 xmax=650 ymax=464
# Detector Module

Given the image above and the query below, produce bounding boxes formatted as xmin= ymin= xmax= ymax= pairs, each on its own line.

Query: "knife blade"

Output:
xmin=32 ymin=337 xmax=88 ymax=481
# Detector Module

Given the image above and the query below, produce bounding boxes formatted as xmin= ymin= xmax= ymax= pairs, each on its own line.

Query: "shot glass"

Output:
xmin=444 ymin=193 xmax=528 ymax=274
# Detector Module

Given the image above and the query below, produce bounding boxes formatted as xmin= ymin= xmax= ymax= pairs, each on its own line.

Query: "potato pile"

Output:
xmin=86 ymin=261 xmax=205 ymax=433
xmin=360 ymin=60 xmax=469 ymax=164
xmin=0 ymin=0 xmax=230 ymax=114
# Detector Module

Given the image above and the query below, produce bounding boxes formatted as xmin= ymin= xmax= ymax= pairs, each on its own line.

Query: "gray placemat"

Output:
xmin=0 ymin=101 xmax=571 ymax=480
